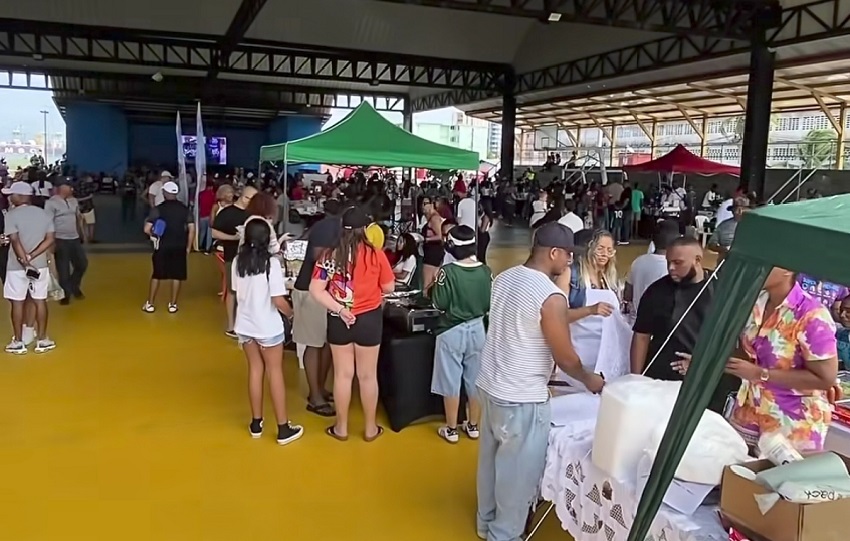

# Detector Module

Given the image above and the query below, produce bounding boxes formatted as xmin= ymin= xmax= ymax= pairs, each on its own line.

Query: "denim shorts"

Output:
xmin=431 ymin=317 xmax=485 ymax=398
xmin=237 ymin=332 xmax=286 ymax=348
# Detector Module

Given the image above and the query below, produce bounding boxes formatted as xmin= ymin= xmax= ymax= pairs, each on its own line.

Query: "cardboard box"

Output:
xmin=720 ymin=455 xmax=850 ymax=541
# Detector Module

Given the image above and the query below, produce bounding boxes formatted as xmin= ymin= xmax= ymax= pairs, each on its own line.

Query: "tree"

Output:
xmin=798 ymin=129 xmax=837 ymax=168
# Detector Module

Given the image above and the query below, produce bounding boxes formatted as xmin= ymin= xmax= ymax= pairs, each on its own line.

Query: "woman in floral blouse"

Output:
xmin=729 ymin=267 xmax=838 ymax=452
xmin=674 ymin=267 xmax=838 ymax=453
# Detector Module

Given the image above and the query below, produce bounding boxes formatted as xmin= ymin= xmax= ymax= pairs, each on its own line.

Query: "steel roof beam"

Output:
xmin=0 ymin=18 xmax=508 ymax=92
xmin=208 ymin=0 xmax=269 ymax=80
xmin=370 ymin=0 xmax=780 ymax=39
xmin=413 ymin=0 xmax=850 ymax=112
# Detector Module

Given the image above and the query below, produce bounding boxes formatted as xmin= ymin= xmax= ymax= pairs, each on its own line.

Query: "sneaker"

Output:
xmin=438 ymin=426 xmax=459 ymax=443
xmin=5 ymin=340 xmax=26 ymax=355
xmin=34 ymin=338 xmax=56 ymax=353
xmin=59 ymin=298 xmax=71 ymax=306
xmin=276 ymin=422 xmax=304 ymax=446
xmin=224 ymin=330 xmax=238 ymax=339
xmin=141 ymin=302 xmax=155 ymax=313
xmin=167 ymin=303 xmax=178 ymax=313
xmin=249 ymin=418 xmax=264 ymax=439
xmin=463 ymin=422 xmax=480 ymax=440
xmin=22 ymin=326 xmax=35 ymax=346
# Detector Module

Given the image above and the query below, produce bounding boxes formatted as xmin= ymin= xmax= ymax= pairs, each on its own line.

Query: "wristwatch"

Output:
xmin=759 ymin=368 xmax=770 ymax=382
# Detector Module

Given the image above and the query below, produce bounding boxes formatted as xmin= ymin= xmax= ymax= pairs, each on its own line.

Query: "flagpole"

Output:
xmin=194 ymin=102 xmax=206 ymax=251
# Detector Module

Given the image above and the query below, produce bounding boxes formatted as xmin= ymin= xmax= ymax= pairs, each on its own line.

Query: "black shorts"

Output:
xmin=152 ymin=247 xmax=188 ymax=281
xmin=422 ymin=242 xmax=445 ymax=267
xmin=0 ymin=245 xmax=8 ymax=283
xmin=327 ymin=306 xmax=383 ymax=347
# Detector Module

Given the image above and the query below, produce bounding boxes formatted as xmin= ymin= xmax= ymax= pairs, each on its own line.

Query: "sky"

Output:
xmin=0 ymin=88 xmax=63 ymax=141
xmin=0 ymin=87 xmax=457 ymax=140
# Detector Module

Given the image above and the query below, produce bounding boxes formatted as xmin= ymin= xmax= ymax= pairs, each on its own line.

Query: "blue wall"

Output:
xmin=128 ymin=124 xmax=268 ymax=168
xmin=65 ymin=103 xmax=128 ymax=174
xmin=267 ymin=116 xmax=324 ymax=172
xmin=64 ymin=104 xmax=324 ymax=172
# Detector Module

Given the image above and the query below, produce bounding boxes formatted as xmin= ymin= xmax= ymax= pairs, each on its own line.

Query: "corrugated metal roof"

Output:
xmin=246 ymin=0 xmax=532 ymax=63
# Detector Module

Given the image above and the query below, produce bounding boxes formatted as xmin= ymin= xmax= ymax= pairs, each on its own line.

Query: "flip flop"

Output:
xmin=307 ymin=402 xmax=336 ymax=417
xmin=364 ymin=426 xmax=384 ymax=443
xmin=325 ymin=426 xmax=348 ymax=442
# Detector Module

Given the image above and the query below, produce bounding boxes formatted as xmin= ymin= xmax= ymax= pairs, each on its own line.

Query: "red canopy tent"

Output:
xmin=624 ymin=144 xmax=740 ymax=176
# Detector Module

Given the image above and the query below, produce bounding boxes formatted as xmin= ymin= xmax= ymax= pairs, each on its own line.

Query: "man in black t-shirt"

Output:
xmin=212 ymin=186 xmax=256 ymax=337
xmin=630 ymin=236 xmax=737 ymax=413
xmin=292 ymin=199 xmax=341 ymax=416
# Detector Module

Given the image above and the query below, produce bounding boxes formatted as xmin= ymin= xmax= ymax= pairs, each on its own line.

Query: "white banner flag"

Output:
xmin=175 ymin=111 xmax=189 ymax=205
xmin=194 ymin=102 xmax=206 ymax=225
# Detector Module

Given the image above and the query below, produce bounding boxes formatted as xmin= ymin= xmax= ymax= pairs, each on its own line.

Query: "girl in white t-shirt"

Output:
xmin=392 ymin=233 xmax=418 ymax=287
xmin=232 ymin=219 xmax=303 ymax=446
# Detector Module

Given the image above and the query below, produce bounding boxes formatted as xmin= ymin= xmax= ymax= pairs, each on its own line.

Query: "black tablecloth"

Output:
xmin=377 ymin=329 xmax=466 ymax=432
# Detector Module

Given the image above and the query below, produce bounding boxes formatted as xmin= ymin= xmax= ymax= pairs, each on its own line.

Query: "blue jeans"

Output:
xmin=198 ymin=216 xmax=212 ymax=251
xmin=476 ymin=392 xmax=551 ymax=541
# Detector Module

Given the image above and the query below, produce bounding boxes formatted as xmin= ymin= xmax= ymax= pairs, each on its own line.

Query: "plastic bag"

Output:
xmin=47 ymin=270 xmax=64 ymax=302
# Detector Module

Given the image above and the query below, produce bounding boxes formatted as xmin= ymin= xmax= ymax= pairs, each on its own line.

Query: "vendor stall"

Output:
xmin=624 ymin=145 xmax=740 ymax=237
xmin=259 ymin=102 xmax=479 ymax=231
xmin=630 ymin=194 xmax=850 ymax=541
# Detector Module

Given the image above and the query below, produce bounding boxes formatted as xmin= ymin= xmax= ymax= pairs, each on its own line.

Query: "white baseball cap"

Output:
xmin=160 ymin=170 xmax=174 ymax=179
xmin=162 ymin=181 xmax=179 ymax=194
xmin=2 ymin=181 xmax=34 ymax=196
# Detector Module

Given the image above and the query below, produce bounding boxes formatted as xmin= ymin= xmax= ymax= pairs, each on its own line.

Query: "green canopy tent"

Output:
xmin=259 ymin=102 xmax=480 ymax=170
xmin=629 ymin=194 xmax=850 ymax=541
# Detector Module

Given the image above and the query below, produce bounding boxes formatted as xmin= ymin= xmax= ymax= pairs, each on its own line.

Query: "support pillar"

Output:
xmin=838 ymin=103 xmax=847 ymax=170
xmin=700 ymin=115 xmax=709 ymax=157
xmin=402 ymin=98 xmax=413 ymax=181
xmin=499 ymin=70 xmax=517 ymax=181
xmin=738 ymin=35 xmax=775 ymax=200
xmin=609 ymin=123 xmax=617 ymax=166
xmin=650 ymin=121 xmax=658 ymax=158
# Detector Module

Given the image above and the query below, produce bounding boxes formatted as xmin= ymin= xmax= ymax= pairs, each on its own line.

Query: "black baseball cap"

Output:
xmin=342 ymin=206 xmax=371 ymax=230
xmin=534 ymin=222 xmax=575 ymax=251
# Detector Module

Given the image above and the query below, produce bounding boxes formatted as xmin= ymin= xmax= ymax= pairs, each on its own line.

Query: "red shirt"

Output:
xmin=198 ymin=189 xmax=216 ymax=219
xmin=453 ymin=178 xmax=467 ymax=195
xmin=291 ymin=186 xmax=305 ymax=201
xmin=313 ymin=245 xmax=394 ymax=315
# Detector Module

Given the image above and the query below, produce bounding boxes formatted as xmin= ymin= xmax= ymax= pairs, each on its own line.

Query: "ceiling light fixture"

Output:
xmin=548 ymin=12 xmax=562 ymax=22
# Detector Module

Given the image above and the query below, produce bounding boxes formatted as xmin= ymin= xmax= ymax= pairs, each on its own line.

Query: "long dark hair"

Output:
xmin=236 ymin=219 xmax=272 ymax=278
xmin=322 ymin=227 xmax=376 ymax=278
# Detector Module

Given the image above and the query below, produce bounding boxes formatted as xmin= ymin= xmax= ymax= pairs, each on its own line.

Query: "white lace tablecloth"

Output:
xmin=541 ymin=423 xmax=726 ymax=541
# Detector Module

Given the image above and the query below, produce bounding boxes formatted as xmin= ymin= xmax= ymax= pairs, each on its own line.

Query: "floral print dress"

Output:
xmin=730 ymin=283 xmax=838 ymax=452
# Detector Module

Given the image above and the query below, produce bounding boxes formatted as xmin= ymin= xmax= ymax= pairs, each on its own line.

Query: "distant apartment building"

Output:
xmin=413 ymin=111 xmax=498 ymax=162
xmin=515 ymin=109 xmax=848 ymax=168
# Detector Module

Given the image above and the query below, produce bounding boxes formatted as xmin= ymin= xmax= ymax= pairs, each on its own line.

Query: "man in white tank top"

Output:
xmin=476 ymin=223 xmax=604 ymax=541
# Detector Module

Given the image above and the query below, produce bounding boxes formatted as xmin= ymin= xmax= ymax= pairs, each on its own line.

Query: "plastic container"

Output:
xmin=591 ymin=374 xmax=678 ymax=481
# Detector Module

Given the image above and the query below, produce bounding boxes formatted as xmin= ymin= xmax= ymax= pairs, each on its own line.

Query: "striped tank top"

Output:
xmin=476 ymin=265 xmax=566 ymax=403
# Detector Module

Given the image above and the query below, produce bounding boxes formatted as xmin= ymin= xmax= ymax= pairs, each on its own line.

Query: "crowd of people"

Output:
xmin=4 ymin=155 xmax=850 ymax=541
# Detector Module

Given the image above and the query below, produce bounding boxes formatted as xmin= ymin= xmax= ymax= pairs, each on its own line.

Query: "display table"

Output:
xmin=377 ymin=329 xmax=465 ymax=432
xmin=541 ymin=419 xmax=726 ymax=541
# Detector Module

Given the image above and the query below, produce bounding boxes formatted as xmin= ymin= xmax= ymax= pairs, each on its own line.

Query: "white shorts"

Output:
xmin=82 ymin=210 xmax=96 ymax=225
xmin=4 ymin=268 xmax=49 ymax=301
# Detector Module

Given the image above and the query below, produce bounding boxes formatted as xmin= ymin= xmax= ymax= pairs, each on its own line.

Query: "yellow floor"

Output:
xmin=0 ymin=241 xmax=675 ymax=541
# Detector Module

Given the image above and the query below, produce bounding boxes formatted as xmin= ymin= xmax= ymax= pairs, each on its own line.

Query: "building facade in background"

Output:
xmin=413 ymin=111 xmax=499 ymax=162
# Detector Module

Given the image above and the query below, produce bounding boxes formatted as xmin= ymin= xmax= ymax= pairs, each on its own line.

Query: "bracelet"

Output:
xmin=335 ymin=306 xmax=345 ymax=316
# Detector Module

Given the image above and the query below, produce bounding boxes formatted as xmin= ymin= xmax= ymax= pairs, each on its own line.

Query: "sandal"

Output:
xmin=325 ymin=425 xmax=348 ymax=442
xmin=364 ymin=426 xmax=384 ymax=443
xmin=307 ymin=402 xmax=336 ymax=417
xmin=323 ymin=392 xmax=335 ymax=403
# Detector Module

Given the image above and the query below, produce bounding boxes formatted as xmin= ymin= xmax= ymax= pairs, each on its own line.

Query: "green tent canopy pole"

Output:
xmin=627 ymin=253 xmax=769 ymax=541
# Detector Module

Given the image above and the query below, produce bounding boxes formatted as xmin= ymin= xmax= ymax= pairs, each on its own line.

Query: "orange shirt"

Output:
xmin=313 ymin=245 xmax=394 ymax=315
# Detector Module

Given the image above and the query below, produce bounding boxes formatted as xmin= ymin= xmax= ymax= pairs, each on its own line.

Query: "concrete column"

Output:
xmin=402 ymin=98 xmax=413 ymax=181
xmin=499 ymin=70 xmax=517 ymax=180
